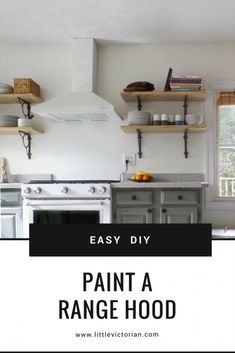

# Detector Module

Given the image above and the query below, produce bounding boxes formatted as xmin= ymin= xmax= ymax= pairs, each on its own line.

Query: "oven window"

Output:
xmin=33 ymin=210 xmax=100 ymax=224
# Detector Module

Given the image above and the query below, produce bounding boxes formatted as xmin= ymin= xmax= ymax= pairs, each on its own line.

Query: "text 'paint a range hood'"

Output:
xmin=32 ymin=38 xmax=121 ymax=121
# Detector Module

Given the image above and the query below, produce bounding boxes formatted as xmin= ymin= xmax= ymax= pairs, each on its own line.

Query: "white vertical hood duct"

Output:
xmin=32 ymin=38 xmax=121 ymax=121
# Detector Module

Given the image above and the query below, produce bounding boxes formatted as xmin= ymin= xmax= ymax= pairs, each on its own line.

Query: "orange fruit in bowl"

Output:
xmin=143 ymin=175 xmax=150 ymax=181
xmin=131 ymin=175 xmax=136 ymax=181
xmin=135 ymin=174 xmax=143 ymax=181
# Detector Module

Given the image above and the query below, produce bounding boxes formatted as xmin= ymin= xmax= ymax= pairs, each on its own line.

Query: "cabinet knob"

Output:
xmin=132 ymin=195 xmax=137 ymax=200
xmin=162 ymin=208 xmax=166 ymax=213
xmin=147 ymin=209 xmax=152 ymax=213
xmin=178 ymin=195 xmax=183 ymax=200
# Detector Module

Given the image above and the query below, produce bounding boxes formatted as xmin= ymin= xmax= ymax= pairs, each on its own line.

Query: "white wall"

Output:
xmin=0 ymin=43 xmax=235 ymax=226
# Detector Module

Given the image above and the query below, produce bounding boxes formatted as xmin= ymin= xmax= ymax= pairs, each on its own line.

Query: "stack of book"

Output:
xmin=170 ymin=75 xmax=202 ymax=91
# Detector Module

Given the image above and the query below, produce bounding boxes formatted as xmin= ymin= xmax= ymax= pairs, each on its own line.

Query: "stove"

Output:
xmin=22 ymin=180 xmax=119 ymax=200
xmin=22 ymin=180 xmax=117 ymax=237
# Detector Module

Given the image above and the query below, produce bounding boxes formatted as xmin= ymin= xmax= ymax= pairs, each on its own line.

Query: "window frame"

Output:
xmin=205 ymin=80 xmax=235 ymax=210
xmin=217 ymin=105 xmax=235 ymax=198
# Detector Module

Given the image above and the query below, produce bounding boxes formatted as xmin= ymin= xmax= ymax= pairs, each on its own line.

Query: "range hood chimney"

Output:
xmin=32 ymin=38 xmax=121 ymax=121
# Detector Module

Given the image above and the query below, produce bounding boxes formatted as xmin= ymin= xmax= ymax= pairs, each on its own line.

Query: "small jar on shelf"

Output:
xmin=152 ymin=114 xmax=161 ymax=125
xmin=161 ymin=114 xmax=169 ymax=125
xmin=175 ymin=114 xmax=184 ymax=125
xmin=168 ymin=114 xmax=175 ymax=125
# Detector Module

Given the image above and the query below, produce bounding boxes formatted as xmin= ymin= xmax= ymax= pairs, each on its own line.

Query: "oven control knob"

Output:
xmin=61 ymin=187 xmax=68 ymax=194
xmin=88 ymin=186 xmax=96 ymax=194
xmin=34 ymin=187 xmax=41 ymax=194
xmin=23 ymin=187 xmax=31 ymax=194
xmin=98 ymin=186 xmax=107 ymax=194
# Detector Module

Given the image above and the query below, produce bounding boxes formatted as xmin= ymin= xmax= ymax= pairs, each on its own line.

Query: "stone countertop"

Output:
xmin=212 ymin=229 xmax=235 ymax=240
xmin=0 ymin=174 xmax=52 ymax=189
xmin=111 ymin=181 xmax=208 ymax=189
xmin=212 ymin=236 xmax=235 ymax=240
xmin=0 ymin=183 xmax=22 ymax=189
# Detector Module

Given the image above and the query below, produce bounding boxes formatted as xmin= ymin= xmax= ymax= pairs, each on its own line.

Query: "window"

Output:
xmin=217 ymin=92 xmax=235 ymax=198
xmin=205 ymin=82 xmax=235 ymax=208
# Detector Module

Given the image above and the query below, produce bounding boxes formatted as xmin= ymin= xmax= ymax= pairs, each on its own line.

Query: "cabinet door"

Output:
xmin=160 ymin=207 xmax=198 ymax=224
xmin=1 ymin=214 xmax=16 ymax=238
xmin=1 ymin=208 xmax=22 ymax=238
xmin=116 ymin=207 xmax=153 ymax=224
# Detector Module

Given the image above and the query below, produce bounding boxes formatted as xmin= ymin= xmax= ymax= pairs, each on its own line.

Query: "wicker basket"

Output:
xmin=14 ymin=78 xmax=40 ymax=97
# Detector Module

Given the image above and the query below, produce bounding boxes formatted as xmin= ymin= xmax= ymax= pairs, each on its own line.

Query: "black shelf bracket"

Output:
xmin=18 ymin=131 xmax=32 ymax=159
xmin=18 ymin=97 xmax=34 ymax=119
xmin=17 ymin=98 xmax=33 ymax=159
xmin=137 ymin=95 xmax=142 ymax=111
xmin=183 ymin=128 xmax=189 ymax=158
xmin=137 ymin=129 xmax=143 ymax=158
xmin=183 ymin=95 xmax=188 ymax=123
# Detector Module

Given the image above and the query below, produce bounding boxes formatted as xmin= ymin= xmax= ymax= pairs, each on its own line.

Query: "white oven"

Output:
xmin=22 ymin=181 xmax=113 ymax=238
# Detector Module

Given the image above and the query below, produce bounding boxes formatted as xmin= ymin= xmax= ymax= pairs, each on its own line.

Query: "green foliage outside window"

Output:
xmin=218 ymin=106 xmax=235 ymax=196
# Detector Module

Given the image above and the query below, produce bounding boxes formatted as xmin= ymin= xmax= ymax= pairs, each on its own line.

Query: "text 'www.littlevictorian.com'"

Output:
xmin=75 ymin=331 xmax=159 ymax=339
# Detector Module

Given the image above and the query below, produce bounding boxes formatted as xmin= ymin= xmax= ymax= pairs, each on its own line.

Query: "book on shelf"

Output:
xmin=170 ymin=83 xmax=202 ymax=87
xmin=170 ymin=74 xmax=203 ymax=91
xmin=171 ymin=87 xmax=201 ymax=92
xmin=171 ymin=75 xmax=202 ymax=79
xmin=164 ymin=67 xmax=173 ymax=91
xmin=171 ymin=79 xmax=202 ymax=84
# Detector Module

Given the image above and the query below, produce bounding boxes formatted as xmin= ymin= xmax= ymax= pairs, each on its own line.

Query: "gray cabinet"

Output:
xmin=1 ymin=207 xmax=22 ymax=238
xmin=113 ymin=190 xmax=154 ymax=224
xmin=112 ymin=188 xmax=202 ymax=224
xmin=160 ymin=206 xmax=198 ymax=224
xmin=159 ymin=189 xmax=200 ymax=223
xmin=116 ymin=190 xmax=153 ymax=205
xmin=160 ymin=190 xmax=199 ymax=204
xmin=116 ymin=207 xmax=153 ymax=223
xmin=0 ymin=189 xmax=22 ymax=238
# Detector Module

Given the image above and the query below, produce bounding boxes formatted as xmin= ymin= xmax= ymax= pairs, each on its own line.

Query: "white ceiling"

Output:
xmin=1 ymin=0 xmax=235 ymax=45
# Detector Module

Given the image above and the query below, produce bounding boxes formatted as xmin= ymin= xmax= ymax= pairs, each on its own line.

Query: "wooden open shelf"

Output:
xmin=0 ymin=92 xmax=43 ymax=159
xmin=121 ymin=90 xmax=206 ymax=102
xmin=0 ymin=127 xmax=43 ymax=135
xmin=121 ymin=124 xmax=207 ymax=133
xmin=120 ymin=89 xmax=206 ymax=159
xmin=0 ymin=93 xmax=42 ymax=104
xmin=121 ymin=124 xmax=206 ymax=159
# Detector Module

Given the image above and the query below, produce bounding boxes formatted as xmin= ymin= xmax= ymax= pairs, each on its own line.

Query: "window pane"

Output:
xmin=218 ymin=147 xmax=235 ymax=197
xmin=219 ymin=106 xmax=235 ymax=145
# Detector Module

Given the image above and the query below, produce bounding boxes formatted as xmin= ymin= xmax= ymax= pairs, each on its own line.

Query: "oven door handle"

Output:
xmin=24 ymin=201 xmax=107 ymax=207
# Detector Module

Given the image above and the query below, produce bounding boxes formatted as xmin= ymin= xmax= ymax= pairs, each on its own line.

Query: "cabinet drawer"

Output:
xmin=160 ymin=190 xmax=199 ymax=204
xmin=0 ymin=190 xmax=22 ymax=206
xmin=116 ymin=191 xmax=153 ymax=205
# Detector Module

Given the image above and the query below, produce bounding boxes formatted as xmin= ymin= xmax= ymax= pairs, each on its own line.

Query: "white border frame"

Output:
xmin=205 ymin=80 xmax=235 ymax=210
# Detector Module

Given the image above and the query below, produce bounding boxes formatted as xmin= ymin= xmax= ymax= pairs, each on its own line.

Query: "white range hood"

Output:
xmin=32 ymin=38 xmax=121 ymax=121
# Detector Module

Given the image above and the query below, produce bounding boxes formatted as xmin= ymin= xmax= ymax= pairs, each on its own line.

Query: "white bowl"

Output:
xmin=0 ymin=115 xmax=19 ymax=127
xmin=185 ymin=114 xmax=203 ymax=125
xmin=0 ymin=83 xmax=14 ymax=94
xmin=128 ymin=111 xmax=151 ymax=125
xmin=18 ymin=118 xmax=32 ymax=127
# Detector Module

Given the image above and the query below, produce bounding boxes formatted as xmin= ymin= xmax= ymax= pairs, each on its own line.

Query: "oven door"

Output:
xmin=23 ymin=199 xmax=111 ymax=238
